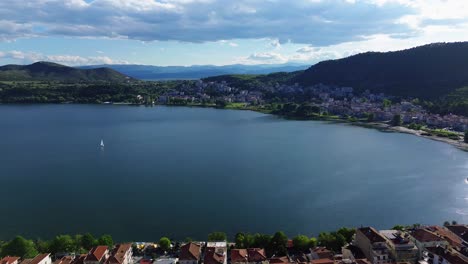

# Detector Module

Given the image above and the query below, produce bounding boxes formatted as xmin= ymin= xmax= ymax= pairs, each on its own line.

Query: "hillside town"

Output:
xmin=2 ymin=225 xmax=467 ymax=264
xmin=153 ymin=80 xmax=468 ymax=132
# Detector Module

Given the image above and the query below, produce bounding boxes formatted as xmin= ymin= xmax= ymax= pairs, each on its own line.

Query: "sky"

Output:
xmin=0 ymin=0 xmax=468 ymax=66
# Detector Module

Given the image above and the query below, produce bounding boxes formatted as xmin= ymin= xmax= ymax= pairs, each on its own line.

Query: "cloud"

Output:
xmin=0 ymin=0 xmax=417 ymax=45
xmin=0 ymin=50 xmax=129 ymax=66
xmin=237 ymin=52 xmax=288 ymax=64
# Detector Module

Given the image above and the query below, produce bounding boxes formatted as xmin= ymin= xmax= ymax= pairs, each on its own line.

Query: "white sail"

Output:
xmin=100 ymin=139 xmax=104 ymax=147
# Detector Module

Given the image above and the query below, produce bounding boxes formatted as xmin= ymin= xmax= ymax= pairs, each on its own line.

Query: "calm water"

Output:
xmin=0 ymin=104 xmax=467 ymax=241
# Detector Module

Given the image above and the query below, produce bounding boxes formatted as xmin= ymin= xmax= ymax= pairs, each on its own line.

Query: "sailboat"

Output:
xmin=100 ymin=139 xmax=105 ymax=148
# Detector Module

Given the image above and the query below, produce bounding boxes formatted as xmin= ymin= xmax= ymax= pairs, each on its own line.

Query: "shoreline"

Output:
xmin=2 ymin=101 xmax=468 ymax=151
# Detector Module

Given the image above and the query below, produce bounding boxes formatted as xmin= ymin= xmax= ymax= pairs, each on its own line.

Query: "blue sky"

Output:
xmin=0 ymin=0 xmax=468 ymax=66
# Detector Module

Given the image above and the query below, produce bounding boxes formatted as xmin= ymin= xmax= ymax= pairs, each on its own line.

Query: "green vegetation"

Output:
xmin=208 ymin=232 xmax=227 ymax=242
xmin=1 ymin=236 xmax=38 ymax=258
xmin=465 ymin=131 xmax=468 ymax=143
xmin=292 ymin=235 xmax=317 ymax=252
xmin=317 ymin=228 xmax=355 ymax=252
xmin=158 ymin=237 xmax=171 ymax=251
xmin=0 ymin=62 xmax=131 ymax=82
xmin=0 ymin=233 xmax=115 ymax=258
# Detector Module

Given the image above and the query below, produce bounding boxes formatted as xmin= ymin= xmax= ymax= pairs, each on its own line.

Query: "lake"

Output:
xmin=0 ymin=104 xmax=467 ymax=241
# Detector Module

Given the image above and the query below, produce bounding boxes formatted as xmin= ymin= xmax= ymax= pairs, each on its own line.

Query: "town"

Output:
xmin=1 ymin=224 xmax=467 ymax=264
xmin=152 ymin=80 xmax=468 ymax=134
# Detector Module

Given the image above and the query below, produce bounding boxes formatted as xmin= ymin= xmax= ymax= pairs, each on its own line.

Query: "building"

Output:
xmin=54 ymin=256 xmax=75 ymax=264
xmin=179 ymin=243 xmax=201 ymax=264
xmin=379 ymin=230 xmax=418 ymax=263
xmin=424 ymin=246 xmax=468 ymax=264
xmin=409 ymin=228 xmax=449 ymax=259
xmin=30 ymin=254 xmax=52 ymax=264
xmin=355 ymin=227 xmax=391 ymax=264
xmin=84 ymin=246 xmax=109 ymax=264
xmin=1 ymin=257 xmax=20 ymax=264
xmin=310 ymin=247 xmax=334 ymax=260
xmin=106 ymin=244 xmax=132 ymax=264
xmin=231 ymin=249 xmax=267 ymax=264
xmin=203 ymin=247 xmax=226 ymax=264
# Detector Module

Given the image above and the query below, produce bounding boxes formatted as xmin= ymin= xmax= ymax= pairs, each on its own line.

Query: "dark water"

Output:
xmin=0 ymin=104 xmax=467 ymax=241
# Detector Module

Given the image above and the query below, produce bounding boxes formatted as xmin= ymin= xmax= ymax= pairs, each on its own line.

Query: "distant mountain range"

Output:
xmin=0 ymin=61 xmax=132 ymax=82
xmin=294 ymin=42 xmax=468 ymax=100
xmin=78 ymin=63 xmax=309 ymax=80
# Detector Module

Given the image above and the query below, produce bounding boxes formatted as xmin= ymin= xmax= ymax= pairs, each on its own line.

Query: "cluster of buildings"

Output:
xmin=2 ymin=225 xmax=467 ymax=264
xmin=349 ymin=226 xmax=467 ymax=264
xmin=153 ymin=80 xmax=468 ymax=132
xmin=0 ymin=244 xmax=133 ymax=264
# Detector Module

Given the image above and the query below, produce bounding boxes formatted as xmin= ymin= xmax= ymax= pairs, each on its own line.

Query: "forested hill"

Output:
xmin=0 ymin=61 xmax=132 ymax=82
xmin=294 ymin=42 xmax=468 ymax=99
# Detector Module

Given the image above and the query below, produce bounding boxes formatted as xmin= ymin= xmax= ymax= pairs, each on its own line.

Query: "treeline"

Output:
xmin=0 ymin=81 xmax=180 ymax=104
xmin=0 ymin=233 xmax=113 ymax=259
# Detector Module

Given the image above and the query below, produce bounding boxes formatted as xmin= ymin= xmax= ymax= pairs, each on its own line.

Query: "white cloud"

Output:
xmin=0 ymin=50 xmax=129 ymax=66
xmin=0 ymin=0 xmax=416 ymax=45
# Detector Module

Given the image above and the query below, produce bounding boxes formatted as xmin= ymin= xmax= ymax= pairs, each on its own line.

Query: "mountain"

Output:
xmin=294 ymin=42 xmax=468 ymax=100
xmin=78 ymin=63 xmax=309 ymax=80
xmin=0 ymin=61 xmax=132 ymax=82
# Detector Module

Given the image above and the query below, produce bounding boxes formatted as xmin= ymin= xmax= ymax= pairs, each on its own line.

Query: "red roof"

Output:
xmin=231 ymin=249 xmax=248 ymax=263
xmin=410 ymin=229 xmax=444 ymax=243
xmin=311 ymin=259 xmax=334 ymax=264
xmin=313 ymin=247 xmax=333 ymax=259
xmin=85 ymin=246 xmax=108 ymax=262
xmin=269 ymin=257 xmax=290 ymax=264
xmin=430 ymin=226 xmax=464 ymax=248
xmin=204 ymin=247 xmax=225 ymax=264
xmin=54 ymin=256 xmax=74 ymax=264
xmin=30 ymin=254 xmax=50 ymax=264
xmin=1 ymin=257 xmax=20 ymax=264
xmin=358 ymin=227 xmax=386 ymax=243
xmin=247 ymin=248 xmax=267 ymax=262
xmin=179 ymin=243 xmax=201 ymax=261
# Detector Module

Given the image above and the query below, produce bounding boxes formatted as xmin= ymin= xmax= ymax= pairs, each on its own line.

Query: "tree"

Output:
xmin=235 ymin=233 xmax=247 ymax=249
xmin=464 ymin=131 xmax=468 ymax=143
xmin=383 ymin=99 xmax=392 ymax=108
xmin=309 ymin=237 xmax=318 ymax=248
xmin=159 ymin=237 xmax=171 ymax=251
xmin=1 ymin=236 xmax=38 ymax=258
xmin=292 ymin=235 xmax=311 ymax=252
xmin=317 ymin=232 xmax=346 ymax=252
xmin=268 ymin=232 xmax=288 ymax=256
xmin=184 ymin=237 xmax=193 ymax=243
xmin=50 ymin=235 xmax=75 ymax=254
xmin=367 ymin=113 xmax=375 ymax=122
xmin=97 ymin=235 xmax=113 ymax=248
xmin=208 ymin=232 xmax=227 ymax=242
xmin=81 ymin=233 xmax=97 ymax=250
xmin=252 ymin=234 xmax=272 ymax=249
xmin=336 ymin=227 xmax=355 ymax=243
xmin=391 ymin=114 xmax=402 ymax=126
xmin=392 ymin=225 xmax=406 ymax=231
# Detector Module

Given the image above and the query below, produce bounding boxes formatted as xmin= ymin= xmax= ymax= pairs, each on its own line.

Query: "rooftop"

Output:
xmin=358 ymin=227 xmax=386 ymax=243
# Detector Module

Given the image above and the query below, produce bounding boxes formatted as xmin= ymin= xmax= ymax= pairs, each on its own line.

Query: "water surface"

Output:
xmin=0 ymin=105 xmax=466 ymax=241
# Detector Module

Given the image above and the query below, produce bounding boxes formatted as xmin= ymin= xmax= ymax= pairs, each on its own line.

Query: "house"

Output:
xmin=84 ymin=246 xmax=109 ymax=264
xmin=1 ymin=257 xmax=20 ymax=264
xmin=203 ymin=247 xmax=226 ymax=264
xmin=30 ymin=254 xmax=52 ymax=264
xmin=231 ymin=249 xmax=267 ymax=264
xmin=342 ymin=245 xmax=366 ymax=261
xmin=72 ymin=255 xmax=87 ymax=264
xmin=379 ymin=230 xmax=418 ymax=263
xmin=424 ymin=246 xmax=468 ymax=264
xmin=311 ymin=258 xmax=334 ymax=264
xmin=231 ymin=249 xmax=248 ymax=264
xmin=445 ymin=225 xmax=468 ymax=247
xmin=106 ymin=244 xmax=132 ymax=264
xmin=310 ymin=247 xmax=334 ymax=260
xmin=268 ymin=256 xmax=290 ymax=264
xmin=429 ymin=226 xmax=466 ymax=252
xmin=247 ymin=248 xmax=267 ymax=264
xmin=409 ymin=228 xmax=449 ymax=259
xmin=355 ymin=227 xmax=391 ymax=264
xmin=54 ymin=256 xmax=75 ymax=264
xmin=179 ymin=243 xmax=201 ymax=264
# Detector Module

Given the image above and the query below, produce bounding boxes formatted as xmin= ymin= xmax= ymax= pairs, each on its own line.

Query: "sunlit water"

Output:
xmin=0 ymin=104 xmax=466 ymax=241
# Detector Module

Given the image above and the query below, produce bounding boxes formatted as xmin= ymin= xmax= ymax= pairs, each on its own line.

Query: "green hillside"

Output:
xmin=0 ymin=61 xmax=133 ymax=82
